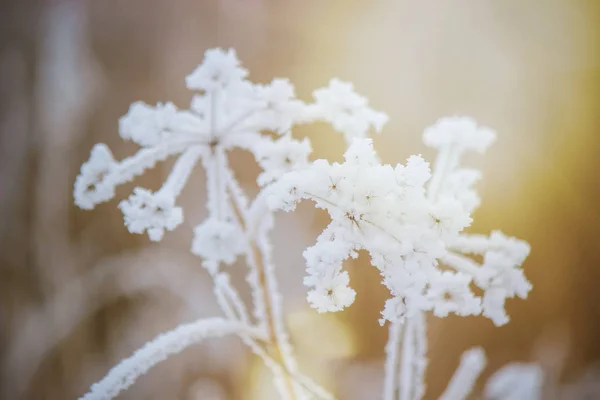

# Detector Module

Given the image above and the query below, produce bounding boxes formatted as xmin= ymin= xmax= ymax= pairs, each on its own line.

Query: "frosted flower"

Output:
xmin=74 ymin=143 xmax=118 ymax=210
xmin=306 ymin=271 xmax=356 ymax=312
xmin=478 ymin=246 xmax=530 ymax=325
xmin=118 ymin=101 xmax=177 ymax=147
xmin=270 ymin=123 xmax=530 ymax=325
xmin=427 ymin=196 xmax=473 ymax=238
xmin=74 ymin=46 xmax=534 ymax=400
xmin=423 ymin=116 xmax=496 ymax=154
xmin=269 ymin=138 xmax=445 ymax=320
xmin=185 ymin=48 xmax=248 ymax=92
xmin=119 ymin=188 xmax=183 ymax=241
xmin=253 ymin=135 xmax=312 ymax=186
xmin=246 ymin=78 xmax=305 ymax=133
xmin=446 ymin=230 xmax=531 ymax=326
xmin=381 ymin=265 xmax=429 ymax=323
xmin=75 ymin=48 xmax=358 ymax=243
xmin=395 ymin=155 xmax=432 ymax=188
xmin=482 ymin=250 xmax=532 ymax=297
xmin=381 ymin=298 xmax=408 ymax=324
xmin=191 ymin=218 xmax=246 ymax=269
xmin=305 ymin=78 xmax=388 ymax=143
xmin=427 ymin=271 xmax=481 ymax=318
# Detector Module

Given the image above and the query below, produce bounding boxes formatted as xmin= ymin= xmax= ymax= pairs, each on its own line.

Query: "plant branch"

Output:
xmin=225 ymin=175 xmax=301 ymax=400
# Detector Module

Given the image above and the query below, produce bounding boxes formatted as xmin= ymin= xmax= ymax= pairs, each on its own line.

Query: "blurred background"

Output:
xmin=1 ymin=0 xmax=599 ymax=399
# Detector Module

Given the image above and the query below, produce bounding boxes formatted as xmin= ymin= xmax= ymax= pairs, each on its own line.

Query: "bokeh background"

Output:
xmin=1 ymin=0 xmax=599 ymax=399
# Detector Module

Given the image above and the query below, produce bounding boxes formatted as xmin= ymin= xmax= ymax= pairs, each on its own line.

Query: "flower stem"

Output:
xmin=226 ymin=185 xmax=299 ymax=399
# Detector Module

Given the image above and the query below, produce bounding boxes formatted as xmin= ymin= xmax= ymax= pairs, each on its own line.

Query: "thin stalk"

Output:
xmin=399 ymin=317 xmax=415 ymax=400
xmin=383 ymin=322 xmax=403 ymax=400
xmin=226 ymin=185 xmax=299 ymax=400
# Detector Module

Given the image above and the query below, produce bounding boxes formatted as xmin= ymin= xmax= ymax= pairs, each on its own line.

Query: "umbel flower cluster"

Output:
xmin=74 ymin=48 xmax=531 ymax=400
xmin=269 ymin=127 xmax=530 ymax=326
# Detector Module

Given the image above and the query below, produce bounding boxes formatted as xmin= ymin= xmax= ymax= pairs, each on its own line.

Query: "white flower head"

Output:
xmin=468 ymin=231 xmax=532 ymax=325
xmin=185 ymin=48 xmax=248 ymax=92
xmin=74 ymin=143 xmax=118 ymax=210
xmin=428 ymin=196 xmax=472 ymax=237
xmin=119 ymin=188 xmax=183 ymax=241
xmin=191 ymin=218 xmax=246 ymax=271
xmin=248 ymin=78 xmax=305 ymax=134
xmin=445 ymin=229 xmax=532 ymax=326
xmin=380 ymin=267 xmax=429 ymax=323
xmin=427 ymin=271 xmax=482 ymax=318
xmin=476 ymin=250 xmax=531 ymax=326
xmin=269 ymin=138 xmax=447 ymax=320
xmin=306 ymin=271 xmax=356 ymax=312
xmin=423 ymin=116 xmax=496 ymax=154
xmin=306 ymin=78 xmax=388 ymax=143
xmin=395 ymin=155 xmax=432 ymax=188
xmin=119 ymin=101 xmax=177 ymax=147
xmin=270 ymin=132 xmax=530 ymax=325
xmin=254 ymin=135 xmax=312 ymax=186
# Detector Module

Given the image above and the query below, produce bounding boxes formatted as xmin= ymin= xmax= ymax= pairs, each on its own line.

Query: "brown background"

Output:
xmin=1 ymin=0 xmax=599 ymax=399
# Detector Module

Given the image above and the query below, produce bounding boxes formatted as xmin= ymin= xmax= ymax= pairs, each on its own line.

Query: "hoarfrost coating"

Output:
xmin=268 ymin=125 xmax=530 ymax=326
xmin=74 ymin=47 xmax=531 ymax=400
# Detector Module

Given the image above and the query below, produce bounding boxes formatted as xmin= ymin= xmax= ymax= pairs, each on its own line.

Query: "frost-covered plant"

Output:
xmin=74 ymin=48 xmax=531 ymax=399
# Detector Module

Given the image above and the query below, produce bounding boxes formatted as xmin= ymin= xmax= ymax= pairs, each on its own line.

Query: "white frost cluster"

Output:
xmin=74 ymin=47 xmax=532 ymax=400
xmin=119 ymin=102 xmax=177 ymax=147
xmin=423 ymin=116 xmax=496 ymax=154
xmin=304 ymin=78 xmax=389 ymax=143
xmin=75 ymin=48 xmax=375 ymax=258
xmin=191 ymin=218 xmax=246 ymax=272
xmin=268 ymin=118 xmax=530 ymax=326
xmin=253 ymin=135 xmax=312 ymax=186
xmin=118 ymin=188 xmax=183 ymax=242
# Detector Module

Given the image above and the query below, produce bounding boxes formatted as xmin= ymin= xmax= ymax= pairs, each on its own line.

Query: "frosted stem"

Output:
xmin=157 ymin=146 xmax=204 ymax=198
xmin=439 ymin=347 xmax=486 ymax=400
xmin=115 ymin=138 xmax=194 ymax=183
xmin=225 ymin=171 xmax=300 ymax=400
xmin=399 ymin=318 xmax=415 ymax=400
xmin=412 ymin=312 xmax=427 ymax=400
xmin=397 ymin=314 xmax=427 ymax=400
xmin=427 ymin=145 xmax=460 ymax=201
xmin=202 ymin=149 xmax=230 ymax=221
xmin=79 ymin=318 xmax=265 ymax=400
xmin=441 ymin=252 xmax=482 ymax=276
xmin=383 ymin=322 xmax=403 ymax=400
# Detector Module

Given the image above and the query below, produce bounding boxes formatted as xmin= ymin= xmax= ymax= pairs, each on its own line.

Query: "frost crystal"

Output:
xmin=269 ymin=119 xmax=530 ymax=326
xmin=191 ymin=218 xmax=246 ymax=271
xmin=253 ymin=135 xmax=312 ymax=186
xmin=185 ymin=48 xmax=248 ymax=92
xmin=306 ymin=270 xmax=356 ymax=312
xmin=423 ymin=116 xmax=496 ymax=154
xmin=304 ymin=78 xmax=389 ymax=143
xmin=119 ymin=188 xmax=183 ymax=242
xmin=119 ymin=102 xmax=177 ymax=147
